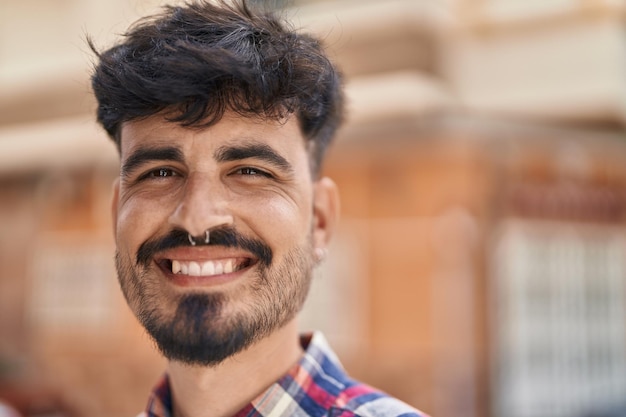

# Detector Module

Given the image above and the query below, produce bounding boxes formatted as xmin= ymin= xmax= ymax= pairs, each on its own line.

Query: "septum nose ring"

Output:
xmin=188 ymin=230 xmax=210 ymax=246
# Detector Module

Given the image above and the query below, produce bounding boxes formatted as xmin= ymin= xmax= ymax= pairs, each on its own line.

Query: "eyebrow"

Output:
xmin=214 ymin=142 xmax=293 ymax=173
xmin=121 ymin=146 xmax=184 ymax=176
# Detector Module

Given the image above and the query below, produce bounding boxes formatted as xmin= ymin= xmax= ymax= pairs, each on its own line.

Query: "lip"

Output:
xmin=154 ymin=247 xmax=258 ymax=288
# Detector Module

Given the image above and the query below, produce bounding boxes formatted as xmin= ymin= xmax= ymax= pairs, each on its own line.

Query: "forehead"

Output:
xmin=118 ymin=112 xmax=308 ymax=160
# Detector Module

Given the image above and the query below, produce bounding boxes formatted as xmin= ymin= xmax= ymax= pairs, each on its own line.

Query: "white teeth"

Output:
xmin=171 ymin=259 xmax=239 ymax=277
xmin=201 ymin=261 xmax=215 ymax=276
xmin=188 ymin=262 xmax=201 ymax=276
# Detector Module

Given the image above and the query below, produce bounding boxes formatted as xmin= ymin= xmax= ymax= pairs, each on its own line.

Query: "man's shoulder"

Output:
xmin=329 ymin=382 xmax=429 ymax=417
xmin=301 ymin=333 xmax=429 ymax=417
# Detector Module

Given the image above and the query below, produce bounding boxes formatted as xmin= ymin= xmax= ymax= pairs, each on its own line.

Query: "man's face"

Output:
xmin=112 ymin=112 xmax=337 ymax=366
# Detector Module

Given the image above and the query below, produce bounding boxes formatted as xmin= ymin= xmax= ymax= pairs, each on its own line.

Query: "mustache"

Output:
xmin=136 ymin=226 xmax=272 ymax=268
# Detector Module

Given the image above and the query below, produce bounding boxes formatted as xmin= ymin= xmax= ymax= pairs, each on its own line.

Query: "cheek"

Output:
xmin=241 ymin=193 xmax=314 ymax=244
xmin=115 ymin=196 xmax=170 ymax=252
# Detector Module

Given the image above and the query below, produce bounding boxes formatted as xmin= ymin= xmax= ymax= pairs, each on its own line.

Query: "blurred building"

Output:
xmin=1 ymin=1 xmax=626 ymax=417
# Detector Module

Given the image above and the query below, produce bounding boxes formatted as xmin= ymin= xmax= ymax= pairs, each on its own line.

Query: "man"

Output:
xmin=90 ymin=1 xmax=429 ymax=416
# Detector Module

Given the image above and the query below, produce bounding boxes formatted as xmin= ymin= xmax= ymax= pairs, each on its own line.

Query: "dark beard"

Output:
xmin=141 ymin=292 xmax=251 ymax=366
xmin=114 ymin=227 xmax=313 ymax=367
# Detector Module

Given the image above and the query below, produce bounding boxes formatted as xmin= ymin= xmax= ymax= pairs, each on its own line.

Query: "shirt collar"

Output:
xmin=143 ymin=332 xmax=346 ymax=417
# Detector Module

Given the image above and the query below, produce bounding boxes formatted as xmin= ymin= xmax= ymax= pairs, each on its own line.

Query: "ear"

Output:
xmin=312 ymin=177 xmax=340 ymax=252
xmin=111 ymin=177 xmax=120 ymax=239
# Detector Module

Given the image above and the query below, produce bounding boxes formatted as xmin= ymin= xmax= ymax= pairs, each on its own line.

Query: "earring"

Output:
xmin=314 ymin=247 xmax=328 ymax=263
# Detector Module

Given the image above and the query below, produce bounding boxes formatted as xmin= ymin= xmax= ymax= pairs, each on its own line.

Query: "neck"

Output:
xmin=167 ymin=319 xmax=303 ymax=417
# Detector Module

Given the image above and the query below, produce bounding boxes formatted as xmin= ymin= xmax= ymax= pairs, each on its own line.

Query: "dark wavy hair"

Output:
xmin=89 ymin=0 xmax=344 ymax=174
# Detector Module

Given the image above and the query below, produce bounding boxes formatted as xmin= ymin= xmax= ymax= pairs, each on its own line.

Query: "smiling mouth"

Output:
xmin=163 ymin=258 xmax=254 ymax=277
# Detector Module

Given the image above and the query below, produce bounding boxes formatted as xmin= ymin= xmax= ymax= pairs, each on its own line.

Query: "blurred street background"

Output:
xmin=1 ymin=0 xmax=626 ymax=416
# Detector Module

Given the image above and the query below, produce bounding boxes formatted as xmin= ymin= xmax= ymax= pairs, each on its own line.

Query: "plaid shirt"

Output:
xmin=140 ymin=332 xmax=430 ymax=417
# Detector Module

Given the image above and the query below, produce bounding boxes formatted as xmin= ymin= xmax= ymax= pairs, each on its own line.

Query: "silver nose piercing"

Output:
xmin=188 ymin=230 xmax=210 ymax=246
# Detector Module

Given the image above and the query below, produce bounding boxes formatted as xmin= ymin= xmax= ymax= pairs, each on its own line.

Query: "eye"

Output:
xmin=235 ymin=167 xmax=272 ymax=178
xmin=155 ymin=168 xmax=177 ymax=177
xmin=142 ymin=167 xmax=179 ymax=179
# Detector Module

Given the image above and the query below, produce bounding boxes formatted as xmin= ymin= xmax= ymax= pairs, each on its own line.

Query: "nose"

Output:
xmin=168 ymin=172 xmax=233 ymax=236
